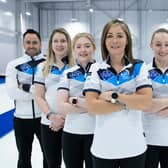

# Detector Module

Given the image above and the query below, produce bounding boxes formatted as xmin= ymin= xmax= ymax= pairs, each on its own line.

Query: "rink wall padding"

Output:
xmin=0 ymin=75 xmax=14 ymax=138
xmin=0 ymin=109 xmax=14 ymax=138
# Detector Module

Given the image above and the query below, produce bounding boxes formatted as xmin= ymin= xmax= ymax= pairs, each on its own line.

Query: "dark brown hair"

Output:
xmin=101 ymin=19 xmax=135 ymax=64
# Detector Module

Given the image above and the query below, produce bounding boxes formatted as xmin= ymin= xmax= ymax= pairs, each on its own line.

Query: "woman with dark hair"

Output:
xmin=83 ymin=19 xmax=152 ymax=168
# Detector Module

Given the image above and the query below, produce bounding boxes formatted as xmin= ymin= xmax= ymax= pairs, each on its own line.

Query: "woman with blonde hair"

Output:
xmin=57 ymin=32 xmax=96 ymax=168
xmin=34 ymin=28 xmax=74 ymax=168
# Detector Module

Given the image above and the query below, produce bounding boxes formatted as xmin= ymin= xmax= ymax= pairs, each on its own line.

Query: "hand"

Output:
xmin=49 ymin=123 xmax=63 ymax=132
xmin=155 ymin=107 xmax=168 ymax=117
xmin=49 ymin=113 xmax=65 ymax=131
xmin=143 ymin=107 xmax=155 ymax=113
xmin=143 ymin=106 xmax=165 ymax=114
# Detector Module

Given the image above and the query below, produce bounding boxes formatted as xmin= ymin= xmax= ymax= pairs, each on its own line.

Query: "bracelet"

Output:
xmin=122 ymin=104 xmax=127 ymax=110
xmin=120 ymin=103 xmax=127 ymax=110
xmin=117 ymin=102 xmax=127 ymax=110
xmin=46 ymin=111 xmax=55 ymax=120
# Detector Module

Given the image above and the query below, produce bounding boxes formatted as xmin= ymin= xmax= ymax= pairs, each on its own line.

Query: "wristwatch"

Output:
xmin=72 ymin=97 xmax=78 ymax=105
xmin=111 ymin=92 xmax=118 ymax=104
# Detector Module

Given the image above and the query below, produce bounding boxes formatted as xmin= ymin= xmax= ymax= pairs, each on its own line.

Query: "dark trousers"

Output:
xmin=14 ymin=117 xmax=48 ymax=168
xmin=145 ymin=145 xmax=168 ymax=168
xmin=41 ymin=124 xmax=62 ymax=168
xmin=62 ymin=131 xmax=93 ymax=168
xmin=92 ymin=152 xmax=146 ymax=168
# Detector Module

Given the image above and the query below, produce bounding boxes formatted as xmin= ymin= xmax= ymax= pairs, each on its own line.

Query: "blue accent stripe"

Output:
xmin=0 ymin=109 xmax=15 ymax=138
xmin=0 ymin=76 xmax=5 ymax=84
xmin=0 ymin=76 xmax=15 ymax=138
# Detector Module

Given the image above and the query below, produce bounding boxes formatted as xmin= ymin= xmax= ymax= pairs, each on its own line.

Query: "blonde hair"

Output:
xmin=43 ymin=28 xmax=74 ymax=77
xmin=72 ymin=33 xmax=96 ymax=50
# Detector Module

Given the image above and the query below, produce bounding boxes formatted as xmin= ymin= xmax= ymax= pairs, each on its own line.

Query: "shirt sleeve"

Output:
xmin=83 ymin=62 xmax=101 ymax=95
xmin=57 ymin=70 xmax=70 ymax=91
xmin=34 ymin=62 xmax=45 ymax=85
xmin=136 ymin=62 xmax=152 ymax=91
xmin=5 ymin=61 xmax=33 ymax=101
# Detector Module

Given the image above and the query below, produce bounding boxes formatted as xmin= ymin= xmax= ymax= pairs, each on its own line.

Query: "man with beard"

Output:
xmin=5 ymin=29 xmax=47 ymax=168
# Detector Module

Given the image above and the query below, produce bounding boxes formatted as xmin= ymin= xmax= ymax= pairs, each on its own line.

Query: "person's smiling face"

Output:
xmin=23 ymin=33 xmax=41 ymax=57
xmin=105 ymin=25 xmax=127 ymax=58
xmin=52 ymin=32 xmax=68 ymax=59
xmin=73 ymin=37 xmax=95 ymax=65
xmin=151 ymin=32 xmax=168 ymax=62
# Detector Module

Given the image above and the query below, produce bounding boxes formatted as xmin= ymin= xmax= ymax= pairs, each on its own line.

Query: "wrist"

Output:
xmin=46 ymin=111 xmax=55 ymax=120
xmin=119 ymin=103 xmax=127 ymax=110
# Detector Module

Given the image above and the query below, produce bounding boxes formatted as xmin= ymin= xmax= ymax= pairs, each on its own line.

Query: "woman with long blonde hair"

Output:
xmin=34 ymin=28 xmax=74 ymax=168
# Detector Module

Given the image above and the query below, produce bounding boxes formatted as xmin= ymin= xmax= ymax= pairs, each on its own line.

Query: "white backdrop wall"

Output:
xmin=0 ymin=0 xmax=16 ymax=74
xmin=39 ymin=9 xmax=140 ymax=62
xmin=141 ymin=11 xmax=168 ymax=63
xmin=38 ymin=9 xmax=168 ymax=64
xmin=1 ymin=1 xmax=168 ymax=74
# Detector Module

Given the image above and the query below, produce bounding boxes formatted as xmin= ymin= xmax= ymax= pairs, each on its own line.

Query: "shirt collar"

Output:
xmin=106 ymin=55 xmax=132 ymax=69
xmin=24 ymin=51 xmax=44 ymax=60
xmin=152 ymin=58 xmax=157 ymax=68
xmin=77 ymin=60 xmax=95 ymax=72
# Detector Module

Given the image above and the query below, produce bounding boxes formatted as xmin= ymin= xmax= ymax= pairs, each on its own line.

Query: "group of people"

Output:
xmin=5 ymin=19 xmax=168 ymax=168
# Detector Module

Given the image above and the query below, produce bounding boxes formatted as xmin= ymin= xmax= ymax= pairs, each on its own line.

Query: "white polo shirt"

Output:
xmin=57 ymin=63 xmax=95 ymax=134
xmin=143 ymin=59 xmax=168 ymax=146
xmin=83 ymin=58 xmax=152 ymax=159
xmin=34 ymin=61 xmax=68 ymax=125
